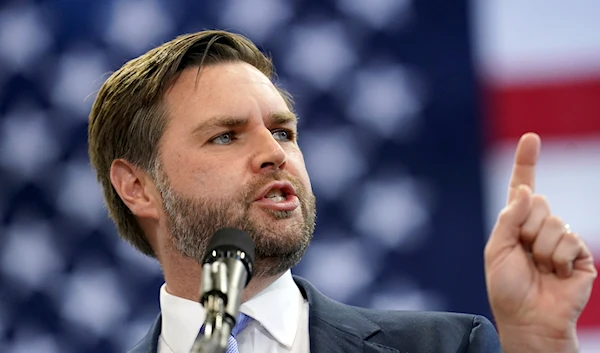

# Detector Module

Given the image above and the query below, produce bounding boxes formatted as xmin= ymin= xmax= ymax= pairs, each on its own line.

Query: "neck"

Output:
xmin=160 ymin=253 xmax=283 ymax=303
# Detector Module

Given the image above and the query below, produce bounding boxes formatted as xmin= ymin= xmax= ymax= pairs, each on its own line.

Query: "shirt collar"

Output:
xmin=159 ymin=282 xmax=206 ymax=353
xmin=160 ymin=270 xmax=302 ymax=352
xmin=239 ymin=270 xmax=303 ymax=348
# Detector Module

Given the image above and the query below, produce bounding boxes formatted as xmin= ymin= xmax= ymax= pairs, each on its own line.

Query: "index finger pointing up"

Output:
xmin=507 ymin=132 xmax=541 ymax=204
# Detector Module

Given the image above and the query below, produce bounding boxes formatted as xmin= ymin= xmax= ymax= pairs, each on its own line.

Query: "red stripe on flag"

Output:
xmin=578 ymin=262 xmax=600 ymax=329
xmin=484 ymin=76 xmax=600 ymax=142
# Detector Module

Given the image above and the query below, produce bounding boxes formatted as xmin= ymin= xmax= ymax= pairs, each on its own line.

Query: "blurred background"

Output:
xmin=1 ymin=0 xmax=599 ymax=352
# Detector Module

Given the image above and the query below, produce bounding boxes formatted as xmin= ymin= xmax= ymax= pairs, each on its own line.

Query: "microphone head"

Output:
xmin=203 ymin=228 xmax=255 ymax=279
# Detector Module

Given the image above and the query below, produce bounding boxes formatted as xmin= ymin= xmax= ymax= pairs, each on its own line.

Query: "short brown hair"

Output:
xmin=88 ymin=30 xmax=294 ymax=258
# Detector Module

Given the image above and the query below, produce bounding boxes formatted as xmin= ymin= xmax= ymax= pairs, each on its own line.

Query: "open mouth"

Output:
xmin=254 ymin=181 xmax=300 ymax=211
xmin=255 ymin=181 xmax=297 ymax=201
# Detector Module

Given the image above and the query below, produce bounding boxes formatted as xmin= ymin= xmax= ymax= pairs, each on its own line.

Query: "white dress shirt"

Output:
xmin=157 ymin=270 xmax=310 ymax=353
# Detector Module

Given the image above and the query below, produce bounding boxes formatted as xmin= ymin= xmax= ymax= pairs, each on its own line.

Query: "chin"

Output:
xmin=252 ymin=241 xmax=309 ymax=278
xmin=248 ymin=213 xmax=309 ymax=247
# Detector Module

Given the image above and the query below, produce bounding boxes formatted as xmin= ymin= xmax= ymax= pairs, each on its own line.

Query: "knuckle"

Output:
xmin=563 ymin=231 xmax=580 ymax=244
xmin=484 ymin=244 xmax=492 ymax=258
xmin=497 ymin=208 xmax=512 ymax=224
xmin=532 ymin=194 xmax=550 ymax=210
xmin=531 ymin=243 xmax=549 ymax=259
xmin=545 ymin=215 xmax=564 ymax=229
xmin=520 ymin=219 xmax=536 ymax=235
xmin=552 ymin=252 xmax=570 ymax=265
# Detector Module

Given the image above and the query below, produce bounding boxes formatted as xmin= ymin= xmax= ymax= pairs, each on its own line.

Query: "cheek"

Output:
xmin=287 ymin=149 xmax=312 ymax=190
xmin=160 ymin=135 xmax=248 ymax=197
xmin=191 ymin=164 xmax=240 ymax=196
xmin=200 ymin=159 xmax=258 ymax=201
xmin=162 ymin=152 xmax=225 ymax=196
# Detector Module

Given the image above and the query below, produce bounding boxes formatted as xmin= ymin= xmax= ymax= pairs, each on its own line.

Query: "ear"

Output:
xmin=110 ymin=159 xmax=161 ymax=221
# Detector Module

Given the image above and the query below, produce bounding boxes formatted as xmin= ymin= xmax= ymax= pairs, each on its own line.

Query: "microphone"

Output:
xmin=190 ymin=228 xmax=255 ymax=353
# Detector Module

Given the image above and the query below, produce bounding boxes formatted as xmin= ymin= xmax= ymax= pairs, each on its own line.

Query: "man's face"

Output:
xmin=155 ymin=62 xmax=316 ymax=277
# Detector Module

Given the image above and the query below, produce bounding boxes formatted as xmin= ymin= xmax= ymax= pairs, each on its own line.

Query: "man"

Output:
xmin=88 ymin=30 xmax=596 ymax=353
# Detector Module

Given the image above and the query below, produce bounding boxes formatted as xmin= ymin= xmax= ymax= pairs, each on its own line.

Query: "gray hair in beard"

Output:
xmin=152 ymin=164 xmax=316 ymax=278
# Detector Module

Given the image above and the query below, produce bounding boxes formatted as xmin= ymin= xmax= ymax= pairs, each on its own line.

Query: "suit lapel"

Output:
xmin=128 ymin=315 xmax=161 ymax=353
xmin=293 ymin=276 xmax=398 ymax=353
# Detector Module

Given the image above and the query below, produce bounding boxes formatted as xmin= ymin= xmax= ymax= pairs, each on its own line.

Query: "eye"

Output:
xmin=211 ymin=132 xmax=236 ymax=145
xmin=273 ymin=129 xmax=295 ymax=142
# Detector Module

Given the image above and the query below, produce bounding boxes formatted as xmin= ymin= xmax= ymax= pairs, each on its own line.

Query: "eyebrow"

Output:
xmin=268 ymin=111 xmax=298 ymax=125
xmin=190 ymin=111 xmax=298 ymax=136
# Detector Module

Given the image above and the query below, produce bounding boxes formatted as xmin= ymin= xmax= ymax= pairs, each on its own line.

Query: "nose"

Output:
xmin=251 ymin=128 xmax=287 ymax=173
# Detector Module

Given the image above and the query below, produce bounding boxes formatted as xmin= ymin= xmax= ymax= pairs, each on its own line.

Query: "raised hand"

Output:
xmin=484 ymin=132 xmax=597 ymax=352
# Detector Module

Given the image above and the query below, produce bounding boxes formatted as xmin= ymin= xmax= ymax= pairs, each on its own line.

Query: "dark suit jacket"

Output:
xmin=129 ymin=276 xmax=501 ymax=353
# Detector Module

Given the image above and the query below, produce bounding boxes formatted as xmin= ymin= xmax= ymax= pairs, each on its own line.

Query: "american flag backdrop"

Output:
xmin=473 ymin=1 xmax=600 ymax=350
xmin=0 ymin=1 xmax=598 ymax=352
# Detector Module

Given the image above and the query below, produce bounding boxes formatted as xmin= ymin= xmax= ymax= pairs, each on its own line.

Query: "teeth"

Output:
xmin=267 ymin=195 xmax=286 ymax=202
xmin=265 ymin=189 xmax=284 ymax=198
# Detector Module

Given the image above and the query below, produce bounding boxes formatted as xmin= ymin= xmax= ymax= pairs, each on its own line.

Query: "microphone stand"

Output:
xmin=191 ymin=251 xmax=249 ymax=353
xmin=190 ymin=297 xmax=232 ymax=353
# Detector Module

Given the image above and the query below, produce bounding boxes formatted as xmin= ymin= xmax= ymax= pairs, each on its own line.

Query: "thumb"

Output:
xmin=490 ymin=185 xmax=533 ymax=248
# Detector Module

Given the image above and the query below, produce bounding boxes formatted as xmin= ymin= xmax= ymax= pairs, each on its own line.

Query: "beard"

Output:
xmin=154 ymin=167 xmax=317 ymax=279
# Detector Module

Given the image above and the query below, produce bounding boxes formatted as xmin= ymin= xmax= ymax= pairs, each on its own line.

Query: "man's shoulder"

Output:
xmin=354 ymin=305 xmax=491 ymax=330
xmin=294 ymin=275 xmax=496 ymax=336
xmin=294 ymin=275 xmax=500 ymax=351
xmin=348 ymin=305 xmax=500 ymax=352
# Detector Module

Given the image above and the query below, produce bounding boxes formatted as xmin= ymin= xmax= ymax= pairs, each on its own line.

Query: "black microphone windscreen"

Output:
xmin=204 ymin=228 xmax=255 ymax=267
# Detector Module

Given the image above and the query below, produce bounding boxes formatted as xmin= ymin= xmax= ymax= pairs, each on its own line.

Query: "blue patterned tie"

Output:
xmin=226 ymin=313 xmax=252 ymax=353
xmin=200 ymin=313 xmax=252 ymax=353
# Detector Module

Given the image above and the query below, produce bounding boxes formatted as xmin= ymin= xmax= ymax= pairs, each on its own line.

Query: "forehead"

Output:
xmin=163 ymin=62 xmax=286 ymax=121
